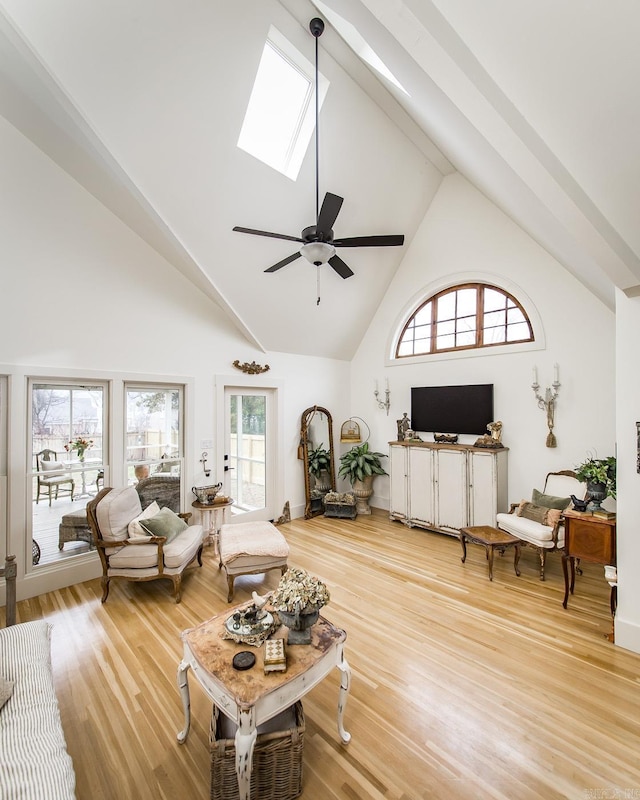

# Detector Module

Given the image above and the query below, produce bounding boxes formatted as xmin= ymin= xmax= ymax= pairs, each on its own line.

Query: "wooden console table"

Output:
xmin=561 ymin=510 xmax=616 ymax=617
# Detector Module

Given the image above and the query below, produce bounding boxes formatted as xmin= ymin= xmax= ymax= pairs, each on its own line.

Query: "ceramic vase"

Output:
xmin=277 ymin=605 xmax=321 ymax=645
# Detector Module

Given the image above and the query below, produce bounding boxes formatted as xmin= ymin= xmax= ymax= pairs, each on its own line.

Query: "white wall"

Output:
xmin=614 ymin=289 xmax=640 ymax=653
xmin=351 ymin=173 xmax=616 ymax=527
xmin=0 ymin=116 xmax=350 ymax=597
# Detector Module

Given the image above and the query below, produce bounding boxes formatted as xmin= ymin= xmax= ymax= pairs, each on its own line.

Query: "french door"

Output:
xmin=223 ymin=386 xmax=276 ymax=522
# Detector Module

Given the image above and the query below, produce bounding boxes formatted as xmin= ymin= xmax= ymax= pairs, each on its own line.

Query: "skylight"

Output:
xmin=237 ymin=26 xmax=328 ymax=180
xmin=313 ymin=1 xmax=409 ymax=96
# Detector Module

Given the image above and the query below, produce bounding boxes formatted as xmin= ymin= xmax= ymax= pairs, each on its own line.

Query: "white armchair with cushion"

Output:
xmin=496 ymin=470 xmax=586 ymax=580
xmin=86 ymin=486 xmax=204 ymax=603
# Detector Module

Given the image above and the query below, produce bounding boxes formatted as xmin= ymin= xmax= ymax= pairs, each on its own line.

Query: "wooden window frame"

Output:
xmin=395 ymin=283 xmax=533 ymax=358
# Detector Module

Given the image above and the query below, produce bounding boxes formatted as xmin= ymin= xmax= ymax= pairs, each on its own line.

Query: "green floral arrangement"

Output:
xmin=64 ymin=437 xmax=94 ymax=460
xmin=272 ymin=568 xmax=330 ymax=613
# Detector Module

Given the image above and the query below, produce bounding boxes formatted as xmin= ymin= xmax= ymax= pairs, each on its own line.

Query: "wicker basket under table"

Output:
xmin=210 ymin=701 xmax=304 ymax=800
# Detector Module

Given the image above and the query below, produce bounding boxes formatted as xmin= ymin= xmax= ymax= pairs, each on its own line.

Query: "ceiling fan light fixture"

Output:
xmin=300 ymin=241 xmax=335 ymax=265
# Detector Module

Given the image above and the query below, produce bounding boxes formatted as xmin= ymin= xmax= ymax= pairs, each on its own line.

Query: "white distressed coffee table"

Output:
xmin=176 ymin=605 xmax=351 ymax=800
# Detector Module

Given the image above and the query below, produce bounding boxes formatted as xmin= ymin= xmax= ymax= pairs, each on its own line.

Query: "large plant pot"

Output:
xmin=587 ymin=481 xmax=607 ymax=512
xmin=313 ymin=469 xmax=332 ymax=493
xmin=353 ymin=475 xmax=374 ymax=515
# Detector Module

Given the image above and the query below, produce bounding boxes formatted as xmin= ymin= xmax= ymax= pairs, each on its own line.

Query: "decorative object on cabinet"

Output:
xmin=531 ymin=364 xmax=560 ymax=447
xmin=390 ymin=441 xmax=508 ymax=535
xmin=300 ymin=406 xmax=335 ymax=518
xmin=232 ymin=359 xmax=270 ymax=374
xmin=374 ymin=379 xmax=391 ymax=414
xmin=570 ymin=494 xmax=589 ymax=512
xmin=574 ymin=455 xmax=616 ymax=512
xmin=397 ymin=412 xmax=410 ymax=441
xmin=434 ymin=433 xmax=458 ymax=444
xmin=338 ymin=442 xmax=388 ymax=515
xmin=474 ymin=421 xmax=504 ymax=448
xmin=496 ymin=470 xmax=584 ymax=580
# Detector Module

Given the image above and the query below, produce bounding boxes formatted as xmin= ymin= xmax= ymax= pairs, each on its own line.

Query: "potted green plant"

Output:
xmin=575 ymin=455 xmax=616 ymax=511
xmin=307 ymin=443 xmax=332 ymax=492
xmin=338 ymin=442 xmax=388 ymax=515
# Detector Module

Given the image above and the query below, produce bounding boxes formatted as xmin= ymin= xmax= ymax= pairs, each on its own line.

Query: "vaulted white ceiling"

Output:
xmin=1 ymin=0 xmax=638 ymax=359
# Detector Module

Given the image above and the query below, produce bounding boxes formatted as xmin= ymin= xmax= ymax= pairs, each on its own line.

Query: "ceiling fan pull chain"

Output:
xmin=317 ymin=265 xmax=321 ymax=305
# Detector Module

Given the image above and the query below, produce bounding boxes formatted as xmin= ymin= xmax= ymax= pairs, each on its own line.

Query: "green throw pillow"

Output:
xmin=140 ymin=506 xmax=187 ymax=543
xmin=532 ymin=488 xmax=571 ymax=510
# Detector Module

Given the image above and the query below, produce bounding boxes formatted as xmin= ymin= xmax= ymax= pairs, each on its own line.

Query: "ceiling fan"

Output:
xmin=233 ymin=17 xmax=405 ymax=283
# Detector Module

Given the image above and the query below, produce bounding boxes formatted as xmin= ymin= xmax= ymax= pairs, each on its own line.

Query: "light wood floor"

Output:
xmin=4 ymin=511 xmax=640 ymax=800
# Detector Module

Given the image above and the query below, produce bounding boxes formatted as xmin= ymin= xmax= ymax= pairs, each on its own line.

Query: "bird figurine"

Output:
xmin=251 ymin=591 xmax=272 ymax=619
xmin=570 ymin=494 xmax=589 ymax=512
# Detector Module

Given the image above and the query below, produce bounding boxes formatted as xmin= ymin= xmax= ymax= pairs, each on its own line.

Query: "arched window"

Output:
xmin=396 ymin=283 xmax=533 ymax=358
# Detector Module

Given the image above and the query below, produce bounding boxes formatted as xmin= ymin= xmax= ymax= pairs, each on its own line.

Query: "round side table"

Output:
xmin=191 ymin=499 xmax=233 ymax=555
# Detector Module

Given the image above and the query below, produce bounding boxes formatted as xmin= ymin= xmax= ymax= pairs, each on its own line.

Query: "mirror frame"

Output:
xmin=301 ymin=406 xmax=335 ymax=519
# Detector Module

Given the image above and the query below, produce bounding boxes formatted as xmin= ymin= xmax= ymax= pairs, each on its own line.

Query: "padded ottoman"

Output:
xmin=58 ymin=506 xmax=94 ymax=550
xmin=219 ymin=521 xmax=289 ymax=602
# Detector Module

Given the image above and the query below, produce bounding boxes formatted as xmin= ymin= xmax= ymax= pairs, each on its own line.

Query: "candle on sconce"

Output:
xmin=374 ymin=379 xmax=378 ymax=392
xmin=532 ymin=366 xmax=538 ymax=385
xmin=385 ymin=378 xmax=389 ymax=391
xmin=554 ymin=363 xmax=559 ymax=384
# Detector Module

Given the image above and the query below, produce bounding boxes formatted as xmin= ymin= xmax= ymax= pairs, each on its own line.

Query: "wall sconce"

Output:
xmin=200 ymin=451 xmax=211 ymax=477
xmin=532 ymin=364 xmax=560 ymax=447
xmin=374 ymin=379 xmax=391 ymax=415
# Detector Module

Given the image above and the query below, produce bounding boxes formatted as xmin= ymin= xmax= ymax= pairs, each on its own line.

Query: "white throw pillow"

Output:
xmin=128 ymin=501 xmax=161 ymax=540
xmin=41 ymin=461 xmax=64 ymax=472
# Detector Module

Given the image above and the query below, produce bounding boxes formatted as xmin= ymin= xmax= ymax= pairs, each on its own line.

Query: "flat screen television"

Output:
xmin=410 ymin=384 xmax=494 ymax=436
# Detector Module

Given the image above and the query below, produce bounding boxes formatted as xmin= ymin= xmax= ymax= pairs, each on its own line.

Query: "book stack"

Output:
xmin=593 ymin=508 xmax=616 ymax=520
xmin=264 ymin=638 xmax=287 ymax=673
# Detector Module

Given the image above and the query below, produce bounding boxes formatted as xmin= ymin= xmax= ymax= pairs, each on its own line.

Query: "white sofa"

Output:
xmin=496 ymin=470 xmax=586 ymax=580
xmin=0 ymin=619 xmax=76 ymax=799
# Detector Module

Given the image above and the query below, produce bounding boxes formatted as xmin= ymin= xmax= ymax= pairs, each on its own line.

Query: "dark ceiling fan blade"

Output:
xmin=233 ymin=226 xmax=304 ymax=244
xmin=328 ymin=254 xmax=354 ymax=279
xmin=333 ymin=234 xmax=405 ymax=247
xmin=316 ymin=193 xmax=344 ymax=236
xmin=264 ymin=252 xmax=302 ymax=273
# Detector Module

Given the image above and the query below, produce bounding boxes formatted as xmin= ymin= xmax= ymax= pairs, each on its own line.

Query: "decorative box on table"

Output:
xmin=210 ymin=701 xmax=304 ymax=800
xmin=323 ymin=491 xmax=357 ymax=519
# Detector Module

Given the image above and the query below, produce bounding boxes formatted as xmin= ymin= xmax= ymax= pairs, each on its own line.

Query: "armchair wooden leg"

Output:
xmin=227 ymin=575 xmax=235 ymax=603
xmin=173 ymin=576 xmax=182 ymax=604
xmin=538 ymin=549 xmax=546 ymax=581
xmin=101 ymin=577 xmax=110 ymax=603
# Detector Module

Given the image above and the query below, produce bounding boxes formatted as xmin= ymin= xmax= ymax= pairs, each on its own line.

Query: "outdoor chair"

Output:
xmin=35 ymin=449 xmax=75 ymax=506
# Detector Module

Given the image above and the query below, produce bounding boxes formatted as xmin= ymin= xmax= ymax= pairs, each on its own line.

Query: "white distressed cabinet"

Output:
xmin=389 ymin=441 xmax=508 ymax=535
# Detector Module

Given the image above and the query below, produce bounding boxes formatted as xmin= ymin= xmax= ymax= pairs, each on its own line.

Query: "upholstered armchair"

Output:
xmin=35 ymin=449 xmax=75 ymax=506
xmin=86 ymin=486 xmax=204 ymax=603
xmin=496 ymin=470 xmax=585 ymax=580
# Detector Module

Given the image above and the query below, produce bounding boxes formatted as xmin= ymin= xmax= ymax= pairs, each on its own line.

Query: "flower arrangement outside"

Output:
xmin=64 ymin=437 xmax=94 ymax=460
xmin=272 ymin=568 xmax=330 ymax=613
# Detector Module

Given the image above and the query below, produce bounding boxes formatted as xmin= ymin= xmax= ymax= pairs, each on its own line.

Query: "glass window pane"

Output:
xmin=484 ymin=288 xmax=505 ymax=312
xmin=456 ymin=315 xmax=476 ymax=334
xmin=507 ymin=307 xmax=526 ymax=324
xmin=456 ymin=330 xmax=476 ymax=347
xmin=436 ymin=333 xmax=455 ymax=350
xmin=397 ymin=341 xmax=414 ymax=357
xmin=437 ymin=319 xmax=455 ymax=336
xmin=414 ymin=302 xmax=432 ymax=325
xmin=126 ymin=388 xmax=181 ymax=464
xmin=457 ymin=288 xmax=476 ymax=316
xmin=485 ymin=327 xmax=506 ymax=344
xmin=507 ymin=321 xmax=530 ymax=341
xmin=484 ymin=310 xmax=506 ymax=328
xmin=437 ymin=292 xmax=455 ymax=320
